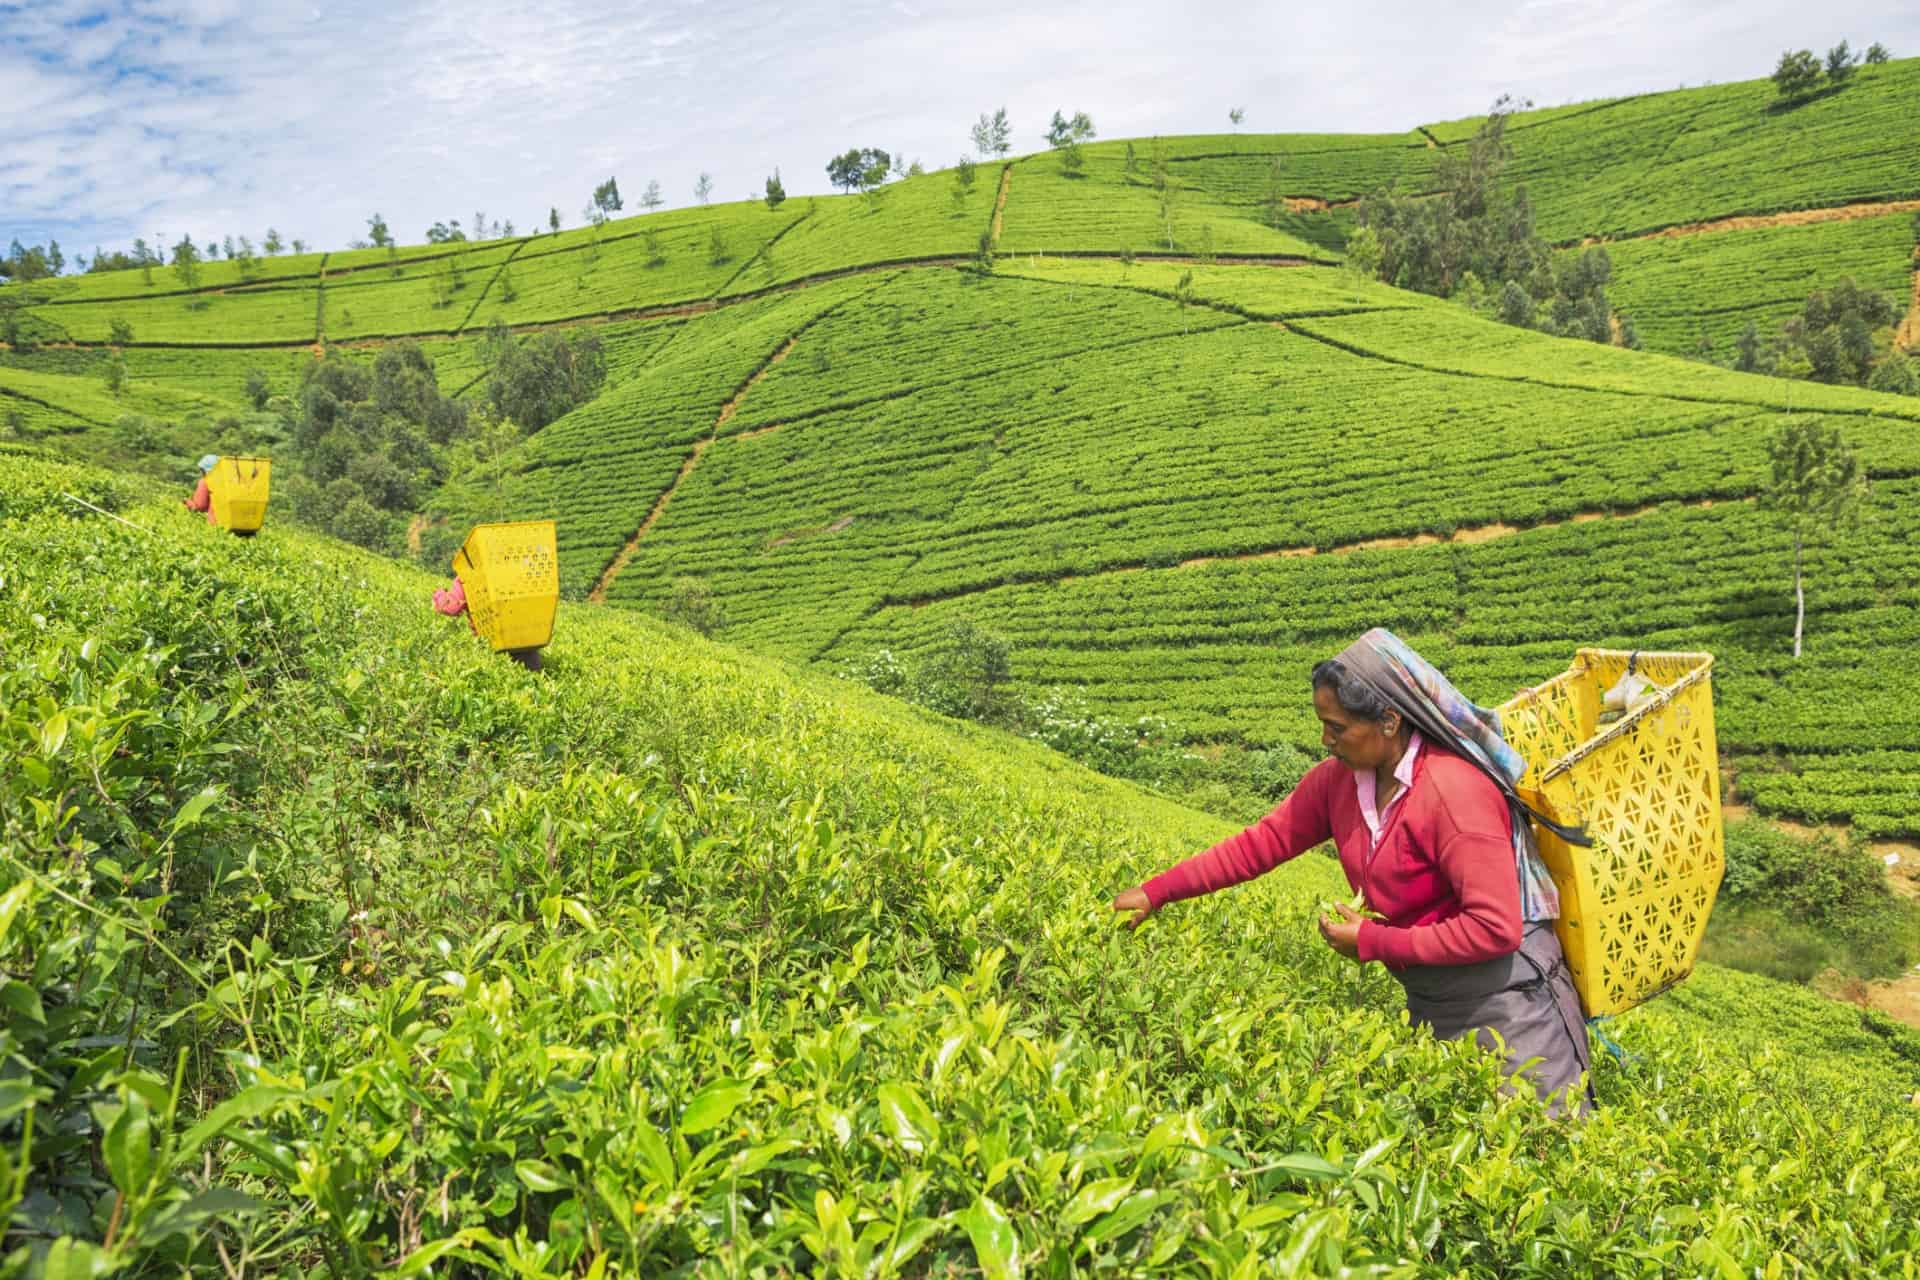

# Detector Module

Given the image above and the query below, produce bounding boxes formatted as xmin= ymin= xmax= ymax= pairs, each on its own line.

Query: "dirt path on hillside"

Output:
xmin=897 ymin=495 xmax=1744 ymax=609
xmin=587 ymin=339 xmax=798 ymax=603
xmin=586 ymin=278 xmax=892 ymax=603
xmin=587 ymin=440 xmax=711 ymax=604
xmin=1579 ymin=198 xmax=1920 ymax=246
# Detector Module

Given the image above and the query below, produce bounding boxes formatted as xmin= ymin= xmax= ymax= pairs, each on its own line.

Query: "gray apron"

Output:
xmin=1393 ymin=921 xmax=1592 ymax=1116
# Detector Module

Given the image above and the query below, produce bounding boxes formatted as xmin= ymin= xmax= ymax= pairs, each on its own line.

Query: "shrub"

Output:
xmin=661 ymin=576 xmax=729 ymax=636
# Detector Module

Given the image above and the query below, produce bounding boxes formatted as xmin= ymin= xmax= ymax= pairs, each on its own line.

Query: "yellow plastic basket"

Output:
xmin=454 ymin=521 xmax=558 ymax=652
xmin=1496 ymin=649 xmax=1723 ymax=1018
xmin=206 ymin=456 xmax=271 ymax=532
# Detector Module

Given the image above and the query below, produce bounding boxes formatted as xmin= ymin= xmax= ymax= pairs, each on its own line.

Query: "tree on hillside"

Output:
xmin=108 ymin=317 xmax=133 ymax=346
xmin=170 ymin=235 xmax=201 ymax=289
xmin=1151 ymin=138 xmax=1179 ymax=250
xmin=1771 ymin=49 xmax=1822 ymax=100
xmin=1262 ymin=156 xmax=1289 ymax=229
xmin=483 ymin=320 xmax=607 ymax=433
xmin=1353 ymin=95 xmax=1635 ymax=347
xmin=640 ymin=179 xmax=664 ymax=212
xmin=916 ymin=619 xmax=1015 ymax=723
xmin=1735 ymin=320 xmax=1766 ymax=373
xmin=1229 ymin=107 xmax=1245 ymax=128
xmin=132 ymin=238 xmax=156 ymax=283
xmin=591 ymin=177 xmax=623 ymax=222
xmin=427 ymin=219 xmax=465 ymax=243
xmin=0 ymin=240 xmax=56 ymax=282
xmin=764 ymin=168 xmax=786 ymax=209
xmin=1344 ymin=225 xmax=1382 ymax=282
xmin=1773 ymin=277 xmax=1898 ymax=385
xmin=264 ymin=227 xmax=283 ymax=255
xmin=1825 ymin=40 xmax=1858 ymax=83
xmin=950 ymin=155 xmax=978 ymax=215
xmin=1172 ymin=268 xmax=1196 ymax=334
xmin=1864 ymin=42 xmax=1890 ymax=64
xmin=366 ymin=213 xmax=394 ymax=249
xmin=642 ymin=228 xmax=666 ymax=267
xmin=1867 ymin=351 xmax=1919 ymax=396
xmin=292 ymin=239 xmax=307 ymax=253
xmin=1762 ymin=418 xmax=1866 ymax=658
xmin=826 ymin=148 xmax=891 ymax=194
xmin=549 ymin=207 xmax=561 ymax=234
xmin=1046 ymin=110 xmax=1096 ymax=176
xmin=971 ymin=108 xmax=1012 ymax=159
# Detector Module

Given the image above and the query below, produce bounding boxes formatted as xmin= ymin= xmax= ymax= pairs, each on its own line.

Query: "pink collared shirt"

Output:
xmin=1355 ymin=731 xmax=1423 ymax=849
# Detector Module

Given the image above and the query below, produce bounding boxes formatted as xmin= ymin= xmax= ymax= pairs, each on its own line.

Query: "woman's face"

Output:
xmin=1314 ymin=684 xmax=1400 ymax=772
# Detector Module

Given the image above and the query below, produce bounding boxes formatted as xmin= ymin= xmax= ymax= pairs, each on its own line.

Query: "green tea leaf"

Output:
xmin=1061 ymin=1176 xmax=1133 ymax=1226
xmin=960 ymin=1194 xmax=1020 ymax=1279
xmin=681 ymin=1079 xmax=752 ymax=1135
xmin=877 ymin=1081 xmax=939 ymax=1153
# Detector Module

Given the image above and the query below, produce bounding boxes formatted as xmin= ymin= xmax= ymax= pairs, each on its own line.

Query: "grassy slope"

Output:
xmin=6 ymin=460 xmax=1918 ymax=1273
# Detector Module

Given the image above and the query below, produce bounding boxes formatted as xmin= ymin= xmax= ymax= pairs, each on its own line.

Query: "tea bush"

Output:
xmin=4 ymin=465 xmax=1918 ymax=1275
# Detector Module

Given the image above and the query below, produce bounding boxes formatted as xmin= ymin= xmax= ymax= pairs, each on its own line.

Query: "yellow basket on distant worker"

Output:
xmin=454 ymin=520 xmax=558 ymax=652
xmin=206 ymin=456 xmax=271 ymax=532
xmin=1496 ymin=649 xmax=1723 ymax=1018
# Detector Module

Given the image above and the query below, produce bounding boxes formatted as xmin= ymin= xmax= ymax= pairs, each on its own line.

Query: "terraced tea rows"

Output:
xmin=542 ymin=260 xmax=1920 ymax=832
xmin=1451 ymin=58 xmax=1920 ymax=242
xmin=1599 ymin=210 xmax=1918 ymax=356
xmin=829 ymin=479 xmax=1920 ymax=836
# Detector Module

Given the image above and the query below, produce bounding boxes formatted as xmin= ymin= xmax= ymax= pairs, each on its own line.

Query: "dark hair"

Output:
xmin=1311 ymin=658 xmax=1396 ymax=722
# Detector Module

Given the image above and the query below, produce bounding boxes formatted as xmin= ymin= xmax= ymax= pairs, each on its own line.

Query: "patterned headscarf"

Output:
xmin=1331 ymin=628 xmax=1577 ymax=922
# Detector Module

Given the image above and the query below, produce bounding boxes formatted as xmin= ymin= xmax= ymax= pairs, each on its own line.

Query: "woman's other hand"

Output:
xmin=1318 ymin=902 xmax=1364 ymax=959
xmin=1111 ymin=886 xmax=1157 ymax=930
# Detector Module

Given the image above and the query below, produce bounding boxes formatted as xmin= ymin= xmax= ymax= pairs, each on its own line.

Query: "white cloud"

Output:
xmin=3 ymin=0 xmax=1918 ymax=258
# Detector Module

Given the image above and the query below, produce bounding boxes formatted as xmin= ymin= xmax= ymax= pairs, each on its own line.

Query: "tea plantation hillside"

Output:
xmin=437 ymin=257 xmax=1920 ymax=837
xmin=5 ymin=457 xmax=1919 ymax=1275
xmin=3 ymin=60 xmax=1919 ymax=840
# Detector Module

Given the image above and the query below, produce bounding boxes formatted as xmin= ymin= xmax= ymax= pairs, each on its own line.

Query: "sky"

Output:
xmin=4 ymin=0 xmax=1918 ymax=264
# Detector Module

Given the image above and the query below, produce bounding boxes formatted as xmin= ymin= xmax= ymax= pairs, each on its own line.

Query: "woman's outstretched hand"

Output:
xmin=1318 ymin=902 xmax=1364 ymax=959
xmin=1111 ymin=886 xmax=1157 ymax=930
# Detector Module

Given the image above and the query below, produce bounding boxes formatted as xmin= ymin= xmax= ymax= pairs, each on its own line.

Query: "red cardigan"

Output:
xmin=1142 ymin=750 xmax=1523 ymax=968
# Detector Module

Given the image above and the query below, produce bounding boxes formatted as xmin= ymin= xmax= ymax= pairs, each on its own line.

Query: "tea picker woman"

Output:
xmin=183 ymin=454 xmax=218 ymax=525
xmin=431 ymin=576 xmax=543 ymax=671
xmin=1111 ymin=628 xmax=1593 ymax=1115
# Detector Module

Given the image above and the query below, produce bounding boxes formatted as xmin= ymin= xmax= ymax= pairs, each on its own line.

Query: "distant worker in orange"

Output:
xmin=432 ymin=575 xmax=542 ymax=670
xmin=183 ymin=455 xmax=219 ymax=525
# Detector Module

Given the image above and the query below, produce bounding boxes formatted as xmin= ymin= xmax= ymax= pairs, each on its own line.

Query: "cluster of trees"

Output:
xmin=265 ymin=320 xmax=607 ymax=551
xmin=1708 ymin=273 xmax=1917 ymax=395
xmin=1351 ymin=97 xmax=1635 ymax=347
xmin=826 ymin=148 xmax=893 ymax=195
xmin=1772 ymin=40 xmax=1890 ymax=101
xmin=1045 ymin=110 xmax=1097 ymax=176
xmin=1 ymin=239 xmax=64 ymax=281
xmin=3 ymin=229 xmax=315 ymax=285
